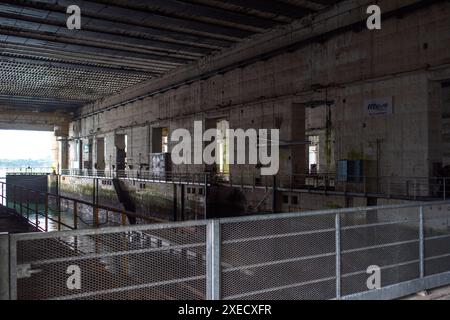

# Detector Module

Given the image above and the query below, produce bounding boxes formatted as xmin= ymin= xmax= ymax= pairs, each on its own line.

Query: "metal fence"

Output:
xmin=59 ymin=169 xmax=450 ymax=201
xmin=0 ymin=181 xmax=162 ymax=232
xmin=0 ymin=167 xmax=54 ymax=175
xmin=2 ymin=201 xmax=450 ymax=300
xmin=60 ymin=169 xmax=208 ymax=186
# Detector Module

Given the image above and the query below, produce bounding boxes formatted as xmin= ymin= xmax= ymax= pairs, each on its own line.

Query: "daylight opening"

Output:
xmin=0 ymin=130 xmax=56 ymax=177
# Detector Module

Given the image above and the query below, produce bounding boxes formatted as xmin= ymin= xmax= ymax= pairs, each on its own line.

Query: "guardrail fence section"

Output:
xmin=7 ymin=222 xmax=208 ymax=300
xmin=0 ymin=181 xmax=159 ymax=232
xmin=1 ymin=201 xmax=450 ymax=300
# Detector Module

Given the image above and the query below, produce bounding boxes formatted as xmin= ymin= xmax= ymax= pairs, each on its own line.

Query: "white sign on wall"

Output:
xmin=364 ymin=97 xmax=393 ymax=116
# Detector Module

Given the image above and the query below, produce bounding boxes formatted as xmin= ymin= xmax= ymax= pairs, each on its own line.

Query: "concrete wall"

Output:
xmin=56 ymin=173 xmax=433 ymax=222
xmin=6 ymin=175 xmax=48 ymax=202
xmin=56 ymin=175 xmax=208 ymax=221
xmin=65 ymin=1 xmax=450 ymax=185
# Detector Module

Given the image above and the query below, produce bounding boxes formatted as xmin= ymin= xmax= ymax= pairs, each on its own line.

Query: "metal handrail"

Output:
xmin=4 ymin=200 xmax=450 ymax=300
xmin=0 ymin=181 xmax=163 ymax=232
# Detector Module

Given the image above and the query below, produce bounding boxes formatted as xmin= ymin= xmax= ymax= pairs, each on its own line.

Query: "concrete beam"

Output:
xmin=79 ymin=0 xmax=437 ymax=118
xmin=0 ymin=110 xmax=70 ymax=131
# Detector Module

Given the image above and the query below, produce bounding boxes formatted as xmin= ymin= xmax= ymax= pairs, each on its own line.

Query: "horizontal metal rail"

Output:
xmin=0 ymin=181 xmax=164 ymax=232
xmin=3 ymin=199 xmax=450 ymax=301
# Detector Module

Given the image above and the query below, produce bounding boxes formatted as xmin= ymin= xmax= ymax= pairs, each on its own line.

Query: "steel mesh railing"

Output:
xmin=340 ymin=207 xmax=421 ymax=296
xmin=0 ymin=181 xmax=163 ymax=232
xmin=3 ymin=201 xmax=450 ymax=300
xmin=11 ymin=222 xmax=207 ymax=300
xmin=220 ymin=215 xmax=336 ymax=300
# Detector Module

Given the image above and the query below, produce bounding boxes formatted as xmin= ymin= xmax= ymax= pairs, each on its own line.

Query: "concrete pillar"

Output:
xmin=59 ymin=138 xmax=69 ymax=172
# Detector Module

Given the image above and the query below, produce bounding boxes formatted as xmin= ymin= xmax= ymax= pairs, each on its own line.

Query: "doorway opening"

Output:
xmin=96 ymin=138 xmax=105 ymax=171
xmin=152 ymin=127 xmax=169 ymax=154
xmin=309 ymin=135 xmax=319 ymax=174
xmin=115 ymin=134 xmax=127 ymax=173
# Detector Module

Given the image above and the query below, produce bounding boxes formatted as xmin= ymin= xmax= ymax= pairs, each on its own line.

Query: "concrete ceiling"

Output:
xmin=0 ymin=0 xmax=341 ymax=113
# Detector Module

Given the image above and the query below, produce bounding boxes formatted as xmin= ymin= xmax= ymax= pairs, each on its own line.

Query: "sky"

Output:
xmin=0 ymin=130 xmax=54 ymax=160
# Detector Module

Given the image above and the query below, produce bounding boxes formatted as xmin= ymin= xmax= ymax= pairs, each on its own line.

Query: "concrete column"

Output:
xmin=59 ymin=138 xmax=69 ymax=172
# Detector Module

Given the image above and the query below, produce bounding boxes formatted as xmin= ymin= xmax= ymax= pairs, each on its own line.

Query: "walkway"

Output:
xmin=0 ymin=206 xmax=34 ymax=234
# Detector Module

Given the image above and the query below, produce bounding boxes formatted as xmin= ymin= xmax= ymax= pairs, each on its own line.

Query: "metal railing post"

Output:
xmin=414 ymin=179 xmax=418 ymax=200
xmin=35 ymin=191 xmax=39 ymax=231
xmin=44 ymin=194 xmax=49 ymax=232
xmin=19 ymin=189 xmax=23 ymax=217
xmin=26 ymin=189 xmax=29 ymax=222
xmin=388 ymin=177 xmax=391 ymax=199
xmin=335 ymin=213 xmax=341 ymax=299
xmin=0 ymin=233 xmax=10 ymax=300
xmin=444 ymin=178 xmax=447 ymax=201
xmin=121 ymin=210 xmax=127 ymax=226
xmin=12 ymin=185 xmax=15 ymax=211
xmin=363 ymin=176 xmax=367 ymax=196
xmin=57 ymin=195 xmax=61 ymax=231
xmin=419 ymin=206 xmax=425 ymax=278
xmin=204 ymin=174 xmax=208 ymax=220
xmin=94 ymin=206 xmax=99 ymax=228
xmin=73 ymin=200 xmax=78 ymax=230
xmin=206 ymin=220 xmax=221 ymax=300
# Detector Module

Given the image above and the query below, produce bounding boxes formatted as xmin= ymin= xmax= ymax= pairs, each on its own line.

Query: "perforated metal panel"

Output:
xmin=424 ymin=204 xmax=450 ymax=276
xmin=340 ymin=207 xmax=420 ymax=296
xmin=0 ymin=55 xmax=152 ymax=104
xmin=12 ymin=223 xmax=207 ymax=300
xmin=7 ymin=202 xmax=450 ymax=301
xmin=221 ymin=215 xmax=337 ymax=300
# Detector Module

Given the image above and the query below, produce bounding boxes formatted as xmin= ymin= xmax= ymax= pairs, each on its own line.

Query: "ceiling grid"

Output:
xmin=0 ymin=0 xmax=340 ymax=112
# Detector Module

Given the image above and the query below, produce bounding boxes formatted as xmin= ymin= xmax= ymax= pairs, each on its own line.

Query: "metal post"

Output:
xmin=206 ymin=220 xmax=221 ymax=300
xmin=363 ymin=176 xmax=367 ymax=196
xmin=173 ymin=184 xmax=178 ymax=222
xmin=335 ymin=213 xmax=341 ymax=299
xmin=35 ymin=192 xmax=39 ymax=231
xmin=92 ymin=178 xmax=96 ymax=205
xmin=0 ymin=233 xmax=9 ymax=300
xmin=19 ymin=189 xmax=23 ymax=217
xmin=181 ymin=185 xmax=185 ymax=221
xmin=414 ymin=179 xmax=418 ymax=200
xmin=121 ymin=210 xmax=127 ymax=226
xmin=94 ymin=206 xmax=99 ymax=228
xmin=57 ymin=196 xmax=61 ymax=231
xmin=12 ymin=186 xmax=15 ymax=211
xmin=419 ymin=206 xmax=425 ymax=278
xmin=204 ymin=174 xmax=208 ymax=220
xmin=388 ymin=177 xmax=391 ymax=199
xmin=44 ymin=194 xmax=49 ymax=232
xmin=272 ymin=175 xmax=277 ymax=213
xmin=73 ymin=200 xmax=78 ymax=230
xmin=444 ymin=178 xmax=447 ymax=201
xmin=26 ymin=189 xmax=29 ymax=221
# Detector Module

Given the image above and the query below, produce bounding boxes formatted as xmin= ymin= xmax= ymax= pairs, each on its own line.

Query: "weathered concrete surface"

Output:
xmin=66 ymin=0 xmax=450 ymax=187
xmin=57 ymin=175 xmax=207 ymax=221
xmin=402 ymin=286 xmax=450 ymax=300
xmin=57 ymin=174 xmax=425 ymax=221
xmin=6 ymin=175 xmax=49 ymax=203
xmin=0 ymin=110 xmax=69 ymax=131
